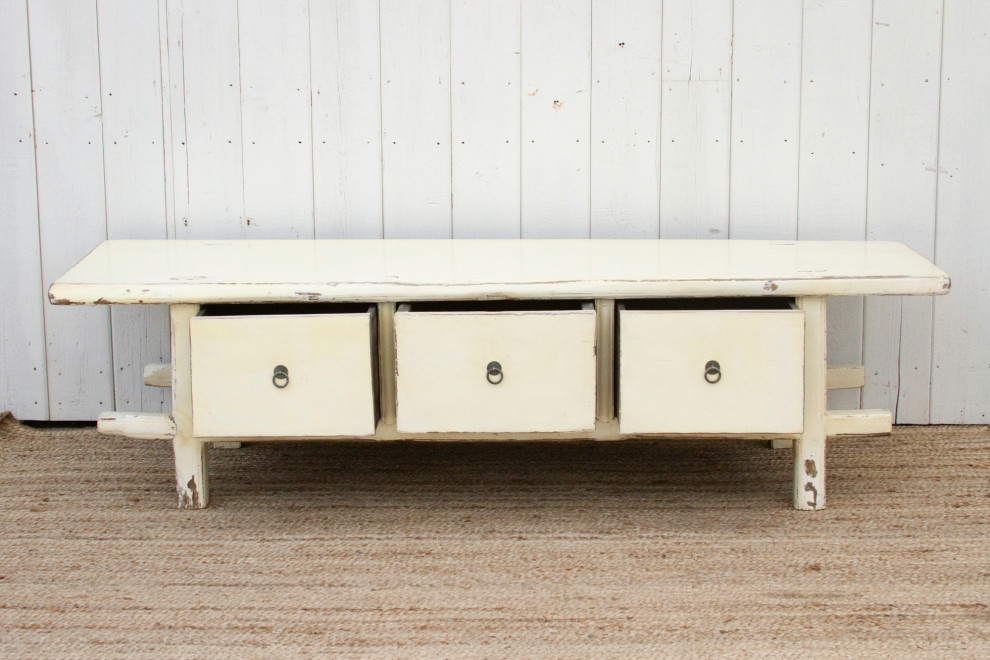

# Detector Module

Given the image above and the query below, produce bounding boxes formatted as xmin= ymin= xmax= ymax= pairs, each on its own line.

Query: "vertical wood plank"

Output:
xmin=729 ymin=0 xmax=802 ymax=239
xmin=590 ymin=0 xmax=661 ymax=238
xmin=451 ymin=0 xmax=521 ymax=238
xmin=29 ymin=0 xmax=114 ymax=420
xmin=659 ymin=0 xmax=732 ymax=239
xmin=380 ymin=0 xmax=452 ymax=238
xmin=931 ymin=0 xmax=990 ymax=424
xmin=862 ymin=0 xmax=943 ymax=423
xmin=0 ymin=0 xmax=48 ymax=419
xmin=239 ymin=0 xmax=314 ymax=239
xmin=179 ymin=0 xmax=244 ymax=238
xmin=797 ymin=0 xmax=872 ymax=411
xmin=161 ymin=0 xmax=187 ymax=239
xmin=521 ymin=0 xmax=591 ymax=238
xmin=311 ymin=0 xmax=383 ymax=238
xmin=97 ymin=0 xmax=171 ymax=414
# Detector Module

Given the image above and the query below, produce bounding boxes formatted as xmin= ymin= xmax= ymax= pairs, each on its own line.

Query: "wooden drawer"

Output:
xmin=394 ymin=302 xmax=597 ymax=433
xmin=190 ymin=305 xmax=378 ymax=438
xmin=618 ymin=299 xmax=804 ymax=435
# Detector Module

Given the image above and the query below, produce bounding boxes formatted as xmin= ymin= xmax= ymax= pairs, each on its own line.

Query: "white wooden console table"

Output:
xmin=50 ymin=239 xmax=950 ymax=510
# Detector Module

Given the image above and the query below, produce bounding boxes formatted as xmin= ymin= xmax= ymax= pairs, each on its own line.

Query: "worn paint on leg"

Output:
xmin=795 ymin=296 xmax=827 ymax=510
xmin=171 ymin=304 xmax=209 ymax=509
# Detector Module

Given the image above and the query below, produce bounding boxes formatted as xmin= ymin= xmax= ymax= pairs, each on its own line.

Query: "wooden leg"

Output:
xmin=170 ymin=304 xmax=208 ymax=509
xmin=795 ymin=296 xmax=827 ymax=510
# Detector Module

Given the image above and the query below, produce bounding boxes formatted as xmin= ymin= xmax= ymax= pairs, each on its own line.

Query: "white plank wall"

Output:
xmin=97 ymin=0 xmax=170 ymax=414
xmin=729 ymin=0 xmax=802 ymax=239
xmin=240 ymin=0 xmax=315 ymax=239
xmin=798 ymin=0 xmax=873 ymax=411
xmin=451 ymin=0 xmax=522 ymax=238
xmin=178 ymin=0 xmax=245 ymax=238
xmin=311 ymin=0 xmax=383 ymax=238
xmin=0 ymin=0 xmax=48 ymax=419
xmin=590 ymin=0 xmax=661 ymax=239
xmin=29 ymin=0 xmax=115 ymax=419
xmin=160 ymin=0 xmax=186 ymax=240
xmin=521 ymin=0 xmax=592 ymax=238
xmin=0 ymin=0 xmax=987 ymax=423
xmin=862 ymin=0 xmax=944 ymax=423
xmin=932 ymin=0 xmax=990 ymax=424
xmin=380 ymin=0 xmax=452 ymax=238
xmin=659 ymin=0 xmax=732 ymax=239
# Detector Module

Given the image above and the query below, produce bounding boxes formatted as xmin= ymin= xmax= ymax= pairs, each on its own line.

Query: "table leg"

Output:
xmin=795 ymin=296 xmax=827 ymax=510
xmin=170 ymin=304 xmax=208 ymax=509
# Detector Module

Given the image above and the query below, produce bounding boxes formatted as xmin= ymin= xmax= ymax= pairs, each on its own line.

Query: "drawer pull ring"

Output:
xmin=272 ymin=365 xmax=289 ymax=389
xmin=704 ymin=360 xmax=721 ymax=384
xmin=486 ymin=361 xmax=504 ymax=385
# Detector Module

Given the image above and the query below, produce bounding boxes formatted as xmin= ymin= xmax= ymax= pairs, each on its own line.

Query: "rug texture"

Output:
xmin=0 ymin=412 xmax=987 ymax=659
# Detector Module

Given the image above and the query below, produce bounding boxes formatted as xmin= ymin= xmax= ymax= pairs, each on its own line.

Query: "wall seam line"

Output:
xmin=235 ymin=0 xmax=247 ymax=238
xmin=23 ymin=0 xmax=52 ymax=420
xmin=726 ymin=0 xmax=735 ymax=238
xmin=94 ymin=0 xmax=117 ymax=413
xmin=928 ymin=0 xmax=948 ymax=422
xmin=308 ymin=0 xmax=317 ymax=239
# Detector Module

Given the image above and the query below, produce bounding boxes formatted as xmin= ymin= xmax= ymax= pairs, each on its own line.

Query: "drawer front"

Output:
xmin=190 ymin=310 xmax=377 ymax=437
xmin=618 ymin=308 xmax=804 ymax=434
xmin=395 ymin=308 xmax=596 ymax=433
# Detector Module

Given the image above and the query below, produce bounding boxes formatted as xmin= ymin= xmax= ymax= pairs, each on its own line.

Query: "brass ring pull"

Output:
xmin=486 ymin=361 xmax=503 ymax=385
xmin=704 ymin=360 xmax=721 ymax=384
xmin=272 ymin=364 xmax=289 ymax=388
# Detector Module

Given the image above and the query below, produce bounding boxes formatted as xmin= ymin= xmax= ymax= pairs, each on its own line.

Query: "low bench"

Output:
xmin=50 ymin=239 xmax=950 ymax=510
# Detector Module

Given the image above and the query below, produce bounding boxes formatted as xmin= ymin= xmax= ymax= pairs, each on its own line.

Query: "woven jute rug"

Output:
xmin=0 ymin=412 xmax=987 ymax=659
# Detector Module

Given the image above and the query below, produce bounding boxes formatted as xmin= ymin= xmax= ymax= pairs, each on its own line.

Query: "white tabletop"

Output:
xmin=49 ymin=239 xmax=950 ymax=304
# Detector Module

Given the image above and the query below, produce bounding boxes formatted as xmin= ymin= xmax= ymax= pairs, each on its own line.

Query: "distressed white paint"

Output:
xmin=931 ymin=0 xmax=990 ymax=424
xmin=659 ymin=0 xmax=732 ymax=239
xmin=618 ymin=306 xmax=805 ymax=434
xmin=380 ymin=0 xmax=451 ymax=238
xmin=143 ymin=363 xmax=171 ymax=387
xmin=97 ymin=0 xmax=171 ymax=415
xmin=178 ymin=0 xmax=244 ymax=238
xmin=795 ymin=296 xmax=826 ymax=510
xmin=171 ymin=304 xmax=207 ymax=508
xmin=451 ymin=0 xmax=521 ymax=238
xmin=50 ymin=240 xmax=951 ymax=305
xmin=239 ymin=0 xmax=314 ymax=239
xmin=98 ymin=411 xmax=175 ymax=440
xmin=827 ymin=366 xmax=866 ymax=391
xmin=30 ymin=0 xmax=114 ymax=420
xmin=395 ymin=305 xmax=597 ymax=433
xmin=190 ymin=310 xmax=377 ymax=437
xmin=0 ymin=0 xmax=48 ymax=419
xmin=824 ymin=409 xmax=892 ymax=437
xmin=590 ymin=0 xmax=661 ymax=238
xmin=60 ymin=239 xmax=946 ymax=509
xmin=729 ymin=0 xmax=802 ymax=238
xmin=797 ymin=0 xmax=873 ymax=413
xmin=863 ymin=0 xmax=944 ymax=424
xmin=311 ymin=0 xmax=383 ymax=238
xmin=521 ymin=0 xmax=591 ymax=238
